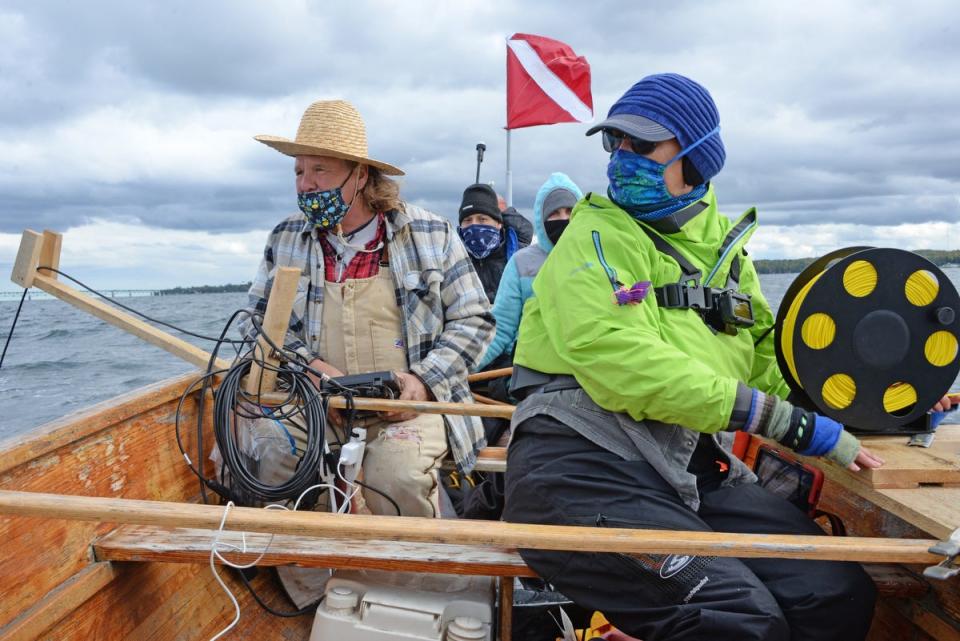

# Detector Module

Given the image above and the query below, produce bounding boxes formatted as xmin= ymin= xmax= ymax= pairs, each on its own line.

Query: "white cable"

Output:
xmin=207 ymin=480 xmax=359 ymax=640
xmin=210 ymin=428 xmax=363 ymax=641
xmin=208 ymin=502 xmax=241 ymax=641
xmin=334 ymin=463 xmax=361 ymax=513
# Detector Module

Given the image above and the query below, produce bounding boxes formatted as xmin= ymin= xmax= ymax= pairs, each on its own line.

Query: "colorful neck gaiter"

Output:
xmin=298 ymin=170 xmax=355 ymax=229
xmin=458 ymin=224 xmax=502 ymax=259
xmin=607 ymin=126 xmax=718 ymax=222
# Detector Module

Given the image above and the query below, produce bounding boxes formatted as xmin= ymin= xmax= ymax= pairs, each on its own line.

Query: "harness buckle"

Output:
xmin=657 ymin=283 xmax=686 ymax=308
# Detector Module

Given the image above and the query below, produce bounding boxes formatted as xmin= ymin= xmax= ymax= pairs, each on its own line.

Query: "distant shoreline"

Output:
xmin=754 ymin=249 xmax=960 ymax=274
xmin=155 ymin=282 xmax=251 ymax=295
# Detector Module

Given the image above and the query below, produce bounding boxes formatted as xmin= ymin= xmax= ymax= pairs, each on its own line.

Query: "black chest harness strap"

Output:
xmin=639 ymin=217 xmax=756 ymax=335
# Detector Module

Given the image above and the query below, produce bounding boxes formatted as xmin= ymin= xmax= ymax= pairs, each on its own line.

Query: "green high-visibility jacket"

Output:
xmin=514 ymin=187 xmax=790 ymax=433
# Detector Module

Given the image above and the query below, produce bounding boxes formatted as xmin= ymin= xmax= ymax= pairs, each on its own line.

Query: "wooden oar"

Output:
xmin=325 ymin=396 xmax=514 ymax=419
xmin=12 ymin=230 xmax=233 ymax=371
xmin=467 ymin=367 xmax=512 ymax=383
xmin=0 ymin=490 xmax=942 ymax=564
xmin=471 ymin=392 xmax=512 ymax=406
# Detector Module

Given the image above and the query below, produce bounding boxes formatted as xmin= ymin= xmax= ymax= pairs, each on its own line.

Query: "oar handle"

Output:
xmin=467 ymin=367 xmax=512 ymax=383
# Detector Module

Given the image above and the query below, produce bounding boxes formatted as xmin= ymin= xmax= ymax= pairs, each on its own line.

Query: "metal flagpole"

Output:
xmin=505 ymin=128 xmax=513 ymax=207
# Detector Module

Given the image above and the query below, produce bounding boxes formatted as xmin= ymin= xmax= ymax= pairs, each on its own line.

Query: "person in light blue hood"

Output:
xmin=475 ymin=172 xmax=583 ymax=370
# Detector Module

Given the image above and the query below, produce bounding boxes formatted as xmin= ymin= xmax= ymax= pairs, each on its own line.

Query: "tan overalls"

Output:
xmin=317 ymin=263 xmax=448 ymax=518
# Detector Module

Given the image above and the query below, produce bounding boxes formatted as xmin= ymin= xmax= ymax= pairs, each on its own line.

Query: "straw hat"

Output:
xmin=255 ymin=100 xmax=404 ymax=176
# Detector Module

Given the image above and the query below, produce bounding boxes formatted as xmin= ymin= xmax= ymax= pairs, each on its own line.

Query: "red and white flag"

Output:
xmin=506 ymin=33 xmax=593 ymax=130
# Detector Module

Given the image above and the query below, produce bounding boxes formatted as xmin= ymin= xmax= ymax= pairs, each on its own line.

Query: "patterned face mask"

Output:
xmin=606 ymin=125 xmax=719 ymax=218
xmin=458 ymin=224 xmax=502 ymax=259
xmin=298 ymin=168 xmax=356 ymax=229
xmin=607 ymin=149 xmax=673 ymax=209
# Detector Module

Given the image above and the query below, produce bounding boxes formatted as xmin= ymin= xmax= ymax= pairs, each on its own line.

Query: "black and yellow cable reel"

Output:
xmin=775 ymin=247 xmax=960 ymax=434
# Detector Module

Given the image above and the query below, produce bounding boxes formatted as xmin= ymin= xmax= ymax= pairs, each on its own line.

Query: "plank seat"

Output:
xmin=94 ymin=525 xmax=535 ymax=577
xmin=94 ymin=525 xmax=925 ymax=600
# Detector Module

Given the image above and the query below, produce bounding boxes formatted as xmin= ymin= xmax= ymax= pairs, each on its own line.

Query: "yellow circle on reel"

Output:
xmin=905 ymin=270 xmax=939 ymax=307
xmin=822 ymin=373 xmax=855 ymax=410
xmin=925 ymin=330 xmax=958 ymax=367
xmin=842 ymin=260 xmax=877 ymax=298
xmin=801 ymin=313 xmax=836 ymax=350
xmin=883 ymin=382 xmax=917 ymax=416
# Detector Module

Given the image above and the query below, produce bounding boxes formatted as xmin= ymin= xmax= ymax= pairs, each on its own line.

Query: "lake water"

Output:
xmin=2 ymin=270 xmax=960 ymax=440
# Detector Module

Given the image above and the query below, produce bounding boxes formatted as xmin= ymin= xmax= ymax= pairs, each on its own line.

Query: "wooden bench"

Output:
xmin=94 ymin=525 xmax=535 ymax=578
xmin=95 ymin=525 xmax=533 ymax=641
xmin=93 ymin=523 xmax=927 ymax=641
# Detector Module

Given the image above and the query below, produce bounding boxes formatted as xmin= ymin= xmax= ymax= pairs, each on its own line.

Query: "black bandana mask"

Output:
xmin=544 ymin=219 xmax=569 ymax=247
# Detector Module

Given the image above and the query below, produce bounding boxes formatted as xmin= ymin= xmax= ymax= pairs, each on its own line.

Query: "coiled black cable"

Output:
xmin=213 ymin=358 xmax=327 ymax=503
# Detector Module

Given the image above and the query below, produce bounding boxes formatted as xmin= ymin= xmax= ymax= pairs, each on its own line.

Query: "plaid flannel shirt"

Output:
xmin=317 ymin=213 xmax=387 ymax=282
xmin=240 ymin=204 xmax=495 ymax=473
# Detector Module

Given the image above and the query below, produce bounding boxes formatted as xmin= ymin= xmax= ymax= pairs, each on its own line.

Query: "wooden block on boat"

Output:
xmin=858 ymin=430 xmax=960 ymax=489
xmin=861 ymin=563 xmax=928 ymax=599
xmin=10 ymin=229 xmax=43 ymax=288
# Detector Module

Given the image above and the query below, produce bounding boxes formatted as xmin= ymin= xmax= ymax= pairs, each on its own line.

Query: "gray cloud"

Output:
xmin=0 ymin=0 xmax=958 ymax=239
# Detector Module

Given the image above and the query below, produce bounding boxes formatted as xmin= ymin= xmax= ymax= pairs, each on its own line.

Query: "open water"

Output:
xmin=2 ymin=270 xmax=960 ymax=440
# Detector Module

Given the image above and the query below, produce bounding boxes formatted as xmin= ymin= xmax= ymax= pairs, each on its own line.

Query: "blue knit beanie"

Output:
xmin=607 ymin=73 xmax=725 ymax=183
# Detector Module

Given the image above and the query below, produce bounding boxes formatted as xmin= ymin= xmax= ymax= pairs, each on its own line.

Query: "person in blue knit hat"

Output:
xmin=501 ymin=73 xmax=887 ymax=640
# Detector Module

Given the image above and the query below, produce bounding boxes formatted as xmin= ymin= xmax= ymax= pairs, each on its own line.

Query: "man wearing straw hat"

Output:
xmin=241 ymin=100 xmax=494 ymax=519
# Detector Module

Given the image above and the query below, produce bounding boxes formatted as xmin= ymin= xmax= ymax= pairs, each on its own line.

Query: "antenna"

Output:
xmin=475 ymin=142 xmax=486 ymax=183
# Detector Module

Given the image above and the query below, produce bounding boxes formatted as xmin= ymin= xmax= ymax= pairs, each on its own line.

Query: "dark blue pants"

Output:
xmin=502 ymin=415 xmax=876 ymax=641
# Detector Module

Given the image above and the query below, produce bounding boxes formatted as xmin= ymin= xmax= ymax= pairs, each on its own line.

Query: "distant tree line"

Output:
xmin=157 ymin=282 xmax=252 ymax=295
xmin=753 ymin=249 xmax=960 ymax=274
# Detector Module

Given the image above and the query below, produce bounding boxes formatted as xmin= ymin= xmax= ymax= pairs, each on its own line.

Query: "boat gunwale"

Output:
xmin=0 ymin=371 xmax=207 ymax=476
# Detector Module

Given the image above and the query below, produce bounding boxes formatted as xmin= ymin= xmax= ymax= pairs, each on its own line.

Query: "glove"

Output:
xmin=928 ymin=408 xmax=958 ymax=430
xmin=795 ymin=413 xmax=842 ymax=457
xmin=732 ymin=386 xmax=860 ymax=467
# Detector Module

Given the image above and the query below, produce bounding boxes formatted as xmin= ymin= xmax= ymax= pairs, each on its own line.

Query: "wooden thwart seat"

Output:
xmin=95 ymin=525 xmax=535 ymax=577
xmin=94 ymin=524 xmax=924 ymax=600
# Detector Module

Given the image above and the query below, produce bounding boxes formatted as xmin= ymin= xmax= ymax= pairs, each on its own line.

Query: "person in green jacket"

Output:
xmin=502 ymin=73 xmax=889 ymax=641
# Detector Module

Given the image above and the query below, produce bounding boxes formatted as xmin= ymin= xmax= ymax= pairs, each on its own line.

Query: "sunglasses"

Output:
xmin=601 ymin=129 xmax=658 ymax=155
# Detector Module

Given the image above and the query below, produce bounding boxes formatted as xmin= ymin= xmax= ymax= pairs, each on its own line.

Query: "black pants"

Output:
xmin=502 ymin=415 xmax=876 ymax=641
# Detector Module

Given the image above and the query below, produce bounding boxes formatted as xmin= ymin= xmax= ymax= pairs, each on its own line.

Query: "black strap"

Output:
xmin=638 ymin=225 xmax=701 ymax=284
xmin=726 ymin=254 xmax=742 ymax=289
xmin=718 ymin=210 xmax=757 ymax=256
xmin=719 ymin=210 xmax=755 ymax=289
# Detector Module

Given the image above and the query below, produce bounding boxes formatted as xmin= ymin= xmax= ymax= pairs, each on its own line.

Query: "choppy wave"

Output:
xmin=0 ymin=292 xmax=248 ymax=439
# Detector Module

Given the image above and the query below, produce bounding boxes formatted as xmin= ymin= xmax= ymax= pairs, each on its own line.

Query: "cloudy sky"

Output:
xmin=0 ymin=0 xmax=958 ymax=290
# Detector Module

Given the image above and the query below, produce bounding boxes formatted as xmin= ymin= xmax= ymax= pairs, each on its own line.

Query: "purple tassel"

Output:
xmin=614 ymin=281 xmax=652 ymax=305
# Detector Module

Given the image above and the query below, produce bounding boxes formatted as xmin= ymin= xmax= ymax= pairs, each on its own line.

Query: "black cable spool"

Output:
xmin=774 ymin=247 xmax=960 ymax=434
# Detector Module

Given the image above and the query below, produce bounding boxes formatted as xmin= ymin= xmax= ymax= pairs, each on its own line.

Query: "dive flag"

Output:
xmin=506 ymin=33 xmax=593 ymax=130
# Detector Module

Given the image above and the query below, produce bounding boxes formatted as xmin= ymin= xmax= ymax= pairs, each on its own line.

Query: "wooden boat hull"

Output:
xmin=1 ymin=373 xmax=959 ymax=640
xmin=0 ymin=373 xmax=312 ymax=640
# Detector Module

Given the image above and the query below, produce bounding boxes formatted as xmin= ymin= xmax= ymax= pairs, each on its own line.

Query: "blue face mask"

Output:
xmin=298 ymin=169 xmax=356 ymax=229
xmin=458 ymin=224 xmax=502 ymax=259
xmin=607 ymin=126 xmax=719 ymax=220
